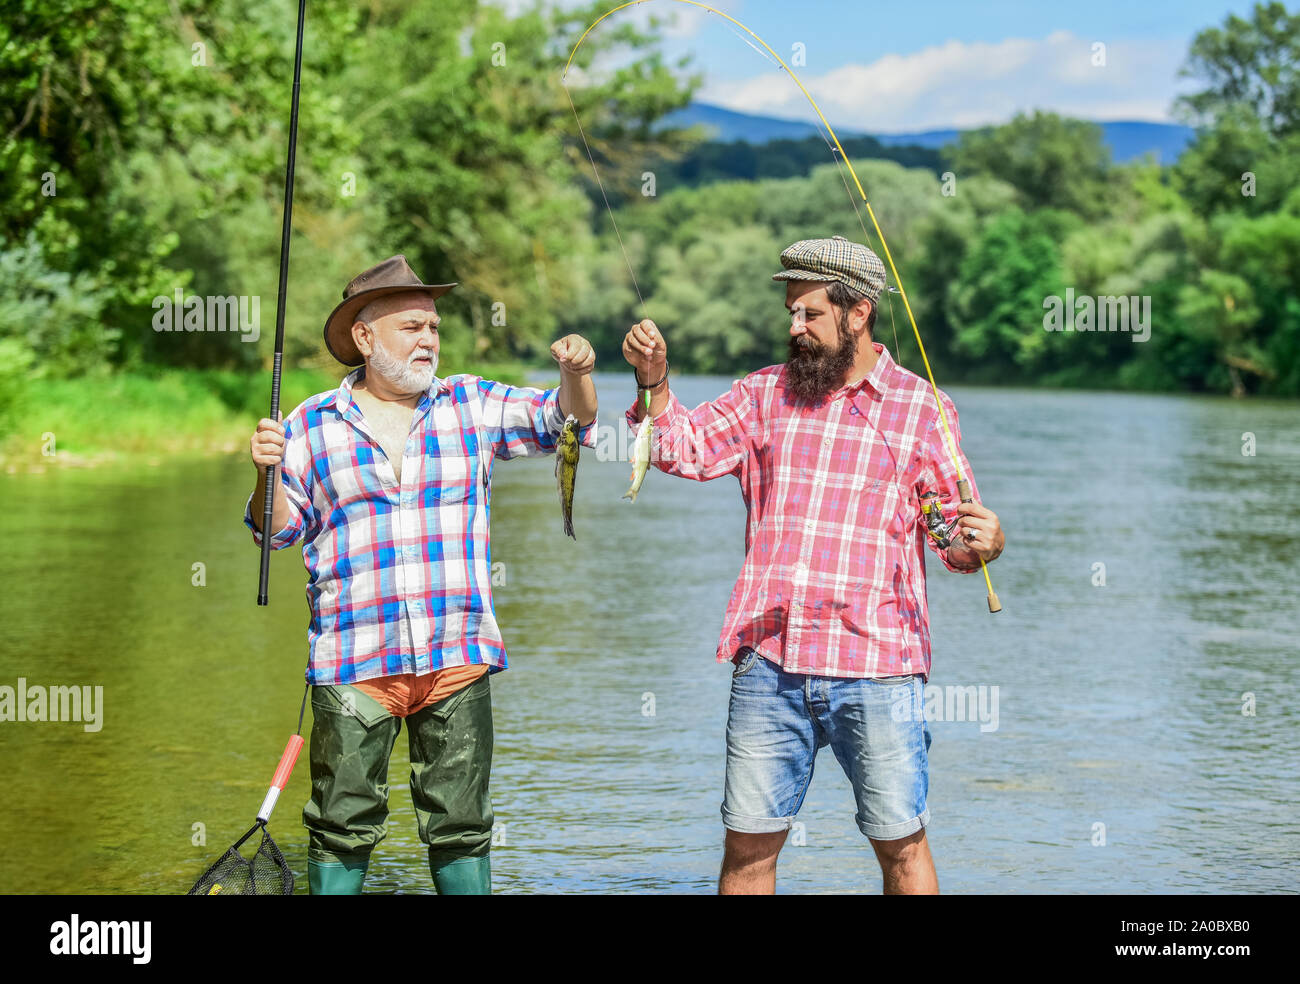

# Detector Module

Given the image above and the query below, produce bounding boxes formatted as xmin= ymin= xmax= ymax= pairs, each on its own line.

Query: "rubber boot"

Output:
xmin=430 ymin=852 xmax=491 ymax=895
xmin=308 ymin=856 xmax=368 ymax=895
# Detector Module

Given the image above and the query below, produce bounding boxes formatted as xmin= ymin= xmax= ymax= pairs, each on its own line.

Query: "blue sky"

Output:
xmin=533 ymin=0 xmax=1262 ymax=132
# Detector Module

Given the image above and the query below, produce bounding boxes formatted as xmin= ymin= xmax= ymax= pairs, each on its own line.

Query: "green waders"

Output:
xmin=303 ymin=671 xmax=494 ymax=895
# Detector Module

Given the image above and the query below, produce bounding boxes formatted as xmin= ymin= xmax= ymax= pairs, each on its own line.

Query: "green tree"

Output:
xmin=324 ymin=0 xmax=700 ymax=364
xmin=945 ymin=112 xmax=1115 ymax=218
xmin=909 ymin=173 xmax=1018 ymax=379
xmin=641 ymin=224 xmax=786 ymax=373
xmin=1170 ymin=2 xmax=1300 ymax=393
xmin=0 ymin=0 xmax=365 ymax=372
xmin=1 ymin=0 xmax=699 ymax=376
xmin=946 ymin=208 xmax=1077 ymax=381
xmin=1176 ymin=1 xmax=1300 ymax=136
xmin=1174 ymin=3 xmax=1300 ymax=215
xmin=1202 ymin=196 xmax=1300 ymax=393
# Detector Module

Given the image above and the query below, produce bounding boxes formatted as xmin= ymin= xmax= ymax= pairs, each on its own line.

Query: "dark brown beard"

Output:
xmin=784 ymin=309 xmax=858 ymax=404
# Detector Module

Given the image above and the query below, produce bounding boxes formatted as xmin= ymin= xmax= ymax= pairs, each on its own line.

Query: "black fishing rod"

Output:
xmin=258 ymin=0 xmax=307 ymax=606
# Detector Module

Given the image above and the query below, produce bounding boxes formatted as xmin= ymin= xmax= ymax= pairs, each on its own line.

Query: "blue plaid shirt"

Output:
xmin=244 ymin=367 xmax=597 ymax=685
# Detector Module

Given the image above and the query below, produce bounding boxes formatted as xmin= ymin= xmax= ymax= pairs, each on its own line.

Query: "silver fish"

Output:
xmin=622 ymin=415 xmax=652 ymax=502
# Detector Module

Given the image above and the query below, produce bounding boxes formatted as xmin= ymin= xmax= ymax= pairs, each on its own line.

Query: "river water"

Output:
xmin=1 ymin=371 xmax=1297 ymax=893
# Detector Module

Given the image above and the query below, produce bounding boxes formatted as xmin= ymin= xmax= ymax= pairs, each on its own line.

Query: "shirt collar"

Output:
xmin=321 ymin=365 xmax=448 ymax=415
xmin=840 ymin=342 xmax=894 ymax=398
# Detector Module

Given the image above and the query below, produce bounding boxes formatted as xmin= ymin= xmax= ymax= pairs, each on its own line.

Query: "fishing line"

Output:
xmin=720 ymin=19 xmax=777 ymax=67
xmin=562 ymin=80 xmax=650 ymax=323
xmin=807 ymin=119 xmax=905 ymax=360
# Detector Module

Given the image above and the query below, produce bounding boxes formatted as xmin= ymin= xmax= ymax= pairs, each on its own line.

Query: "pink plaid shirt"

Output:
xmin=625 ymin=343 xmax=980 ymax=681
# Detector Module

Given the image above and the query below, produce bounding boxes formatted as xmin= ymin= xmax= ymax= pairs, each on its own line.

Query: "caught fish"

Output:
xmin=556 ymin=414 xmax=580 ymax=539
xmin=622 ymin=415 xmax=653 ymax=502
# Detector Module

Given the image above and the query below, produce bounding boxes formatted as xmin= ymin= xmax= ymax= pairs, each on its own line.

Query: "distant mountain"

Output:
xmin=659 ymin=102 xmax=1195 ymax=165
xmin=661 ymin=103 xmax=830 ymax=143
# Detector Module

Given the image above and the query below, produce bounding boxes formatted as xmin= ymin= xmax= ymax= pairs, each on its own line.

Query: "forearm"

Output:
xmin=625 ymin=376 xmax=754 ymax=483
xmin=558 ymin=370 xmax=598 ymax=426
xmin=249 ymin=467 xmax=291 ymax=536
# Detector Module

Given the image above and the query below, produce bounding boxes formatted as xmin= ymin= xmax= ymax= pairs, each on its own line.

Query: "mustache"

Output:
xmin=788 ymin=335 xmax=825 ymax=357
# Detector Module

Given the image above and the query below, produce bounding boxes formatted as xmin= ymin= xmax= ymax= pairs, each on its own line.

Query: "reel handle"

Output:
xmin=955 ymin=479 xmax=1001 ymax=613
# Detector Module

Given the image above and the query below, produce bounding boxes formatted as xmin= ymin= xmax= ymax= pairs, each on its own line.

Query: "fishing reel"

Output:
xmin=919 ymin=478 xmax=976 ymax=549
xmin=919 ymin=479 xmax=1002 ymax=613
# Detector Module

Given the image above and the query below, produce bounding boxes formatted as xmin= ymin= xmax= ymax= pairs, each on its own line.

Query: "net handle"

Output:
xmin=256 ymin=734 xmax=305 ymax=823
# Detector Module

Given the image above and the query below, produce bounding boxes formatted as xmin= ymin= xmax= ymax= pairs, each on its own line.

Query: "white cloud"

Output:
xmin=529 ymin=0 xmax=729 ymax=82
xmin=701 ymin=31 xmax=1191 ymax=132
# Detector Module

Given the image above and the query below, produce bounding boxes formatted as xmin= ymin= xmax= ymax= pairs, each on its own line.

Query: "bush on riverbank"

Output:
xmin=1 ymin=363 xmax=528 ymax=467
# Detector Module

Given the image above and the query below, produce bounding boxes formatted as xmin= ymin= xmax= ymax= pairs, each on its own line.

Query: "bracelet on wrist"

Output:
xmin=634 ymin=361 xmax=670 ymax=390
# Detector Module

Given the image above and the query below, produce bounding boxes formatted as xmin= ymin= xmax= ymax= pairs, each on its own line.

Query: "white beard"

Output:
xmin=369 ymin=335 xmax=437 ymax=393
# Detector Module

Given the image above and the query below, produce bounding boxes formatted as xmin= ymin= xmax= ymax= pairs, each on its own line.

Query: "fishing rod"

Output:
xmin=258 ymin=0 xmax=308 ymax=607
xmin=562 ymin=0 xmax=1002 ymax=613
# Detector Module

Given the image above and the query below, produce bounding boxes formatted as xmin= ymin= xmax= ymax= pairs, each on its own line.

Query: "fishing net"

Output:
xmin=188 ymin=823 xmax=295 ymax=896
xmin=189 ymin=699 xmax=307 ymax=896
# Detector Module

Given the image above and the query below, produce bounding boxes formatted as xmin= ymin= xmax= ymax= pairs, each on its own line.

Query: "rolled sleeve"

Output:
xmin=542 ymin=385 xmax=599 ymax=450
xmin=481 ymin=378 xmax=597 ymax=458
xmin=243 ymin=487 xmax=303 ymax=550
xmin=623 ymin=394 xmax=679 ymax=436
xmin=576 ymin=414 xmax=598 ymax=448
xmin=626 ymin=379 xmax=754 ymax=482
xmin=242 ymin=409 xmax=315 ymax=550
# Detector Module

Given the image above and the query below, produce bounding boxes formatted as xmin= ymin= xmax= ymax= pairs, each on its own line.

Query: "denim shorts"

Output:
xmin=722 ymin=647 xmax=932 ymax=840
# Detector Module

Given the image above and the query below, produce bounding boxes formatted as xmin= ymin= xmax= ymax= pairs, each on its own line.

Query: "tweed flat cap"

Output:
xmin=772 ymin=235 xmax=886 ymax=302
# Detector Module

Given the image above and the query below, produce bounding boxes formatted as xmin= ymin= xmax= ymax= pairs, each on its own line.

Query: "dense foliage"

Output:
xmin=3 ymin=0 xmax=1297 ymax=418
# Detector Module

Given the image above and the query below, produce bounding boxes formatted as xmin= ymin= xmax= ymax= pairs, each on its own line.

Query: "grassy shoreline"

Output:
xmin=1 ymin=363 xmax=531 ymax=471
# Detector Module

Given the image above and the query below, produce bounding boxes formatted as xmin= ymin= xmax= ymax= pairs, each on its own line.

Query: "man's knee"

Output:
xmin=722 ymin=828 xmax=788 ymax=868
xmin=870 ymin=827 xmax=928 ymax=864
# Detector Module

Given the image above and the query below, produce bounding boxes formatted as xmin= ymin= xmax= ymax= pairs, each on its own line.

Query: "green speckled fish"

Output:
xmin=556 ymin=414 xmax=580 ymax=539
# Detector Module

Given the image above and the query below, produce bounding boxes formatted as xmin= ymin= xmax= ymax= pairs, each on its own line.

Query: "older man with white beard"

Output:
xmin=245 ymin=255 xmax=597 ymax=894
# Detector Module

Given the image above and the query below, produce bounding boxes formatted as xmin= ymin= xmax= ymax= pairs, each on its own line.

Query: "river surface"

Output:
xmin=1 ymin=371 xmax=1297 ymax=893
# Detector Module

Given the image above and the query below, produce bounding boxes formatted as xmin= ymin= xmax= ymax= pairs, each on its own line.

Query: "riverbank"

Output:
xmin=0 ymin=363 xmax=530 ymax=471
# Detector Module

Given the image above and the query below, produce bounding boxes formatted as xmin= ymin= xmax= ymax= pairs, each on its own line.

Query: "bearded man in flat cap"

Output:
xmin=622 ymin=235 xmax=1004 ymax=895
xmin=246 ymin=255 xmax=597 ymax=894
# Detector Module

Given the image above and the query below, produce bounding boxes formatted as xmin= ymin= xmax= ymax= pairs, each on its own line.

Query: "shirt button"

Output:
xmin=823 ymin=438 xmax=832 ymax=447
xmin=804 ymin=519 xmax=815 ymax=532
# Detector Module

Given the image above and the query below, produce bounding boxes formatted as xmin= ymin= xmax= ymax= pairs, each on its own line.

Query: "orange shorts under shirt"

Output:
xmin=349 ymin=664 xmax=488 ymax=719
